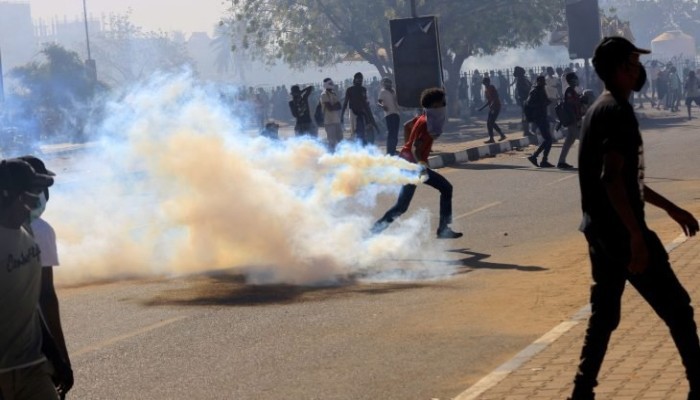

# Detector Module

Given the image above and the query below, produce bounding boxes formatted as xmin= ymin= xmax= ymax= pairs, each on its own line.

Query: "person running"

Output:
xmin=478 ymin=77 xmax=507 ymax=143
xmin=567 ymin=37 xmax=700 ymax=400
xmin=372 ymin=88 xmax=462 ymax=239
xmin=526 ymin=76 xmax=554 ymax=168
xmin=557 ymin=72 xmax=584 ymax=169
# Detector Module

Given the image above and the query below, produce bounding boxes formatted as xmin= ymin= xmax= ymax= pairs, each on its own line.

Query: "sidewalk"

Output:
xmin=454 ymin=234 xmax=700 ymax=400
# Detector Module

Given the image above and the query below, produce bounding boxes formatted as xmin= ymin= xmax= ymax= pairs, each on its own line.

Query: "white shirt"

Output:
xmin=378 ymin=88 xmax=400 ymax=117
xmin=320 ymin=90 xmax=342 ymax=125
xmin=31 ymin=217 xmax=59 ymax=267
xmin=545 ymin=75 xmax=559 ymax=100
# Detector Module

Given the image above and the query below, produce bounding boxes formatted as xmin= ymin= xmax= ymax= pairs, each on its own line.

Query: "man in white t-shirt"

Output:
xmin=544 ymin=67 xmax=560 ymax=126
xmin=0 ymin=158 xmax=59 ymax=400
xmin=320 ymin=78 xmax=343 ymax=152
xmin=377 ymin=78 xmax=401 ymax=155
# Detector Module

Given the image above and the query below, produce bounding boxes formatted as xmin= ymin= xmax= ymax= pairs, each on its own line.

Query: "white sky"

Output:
xmin=26 ymin=0 xmax=227 ymax=35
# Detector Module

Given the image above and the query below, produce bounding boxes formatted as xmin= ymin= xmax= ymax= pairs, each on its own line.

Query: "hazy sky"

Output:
xmin=27 ymin=0 xmax=227 ymax=34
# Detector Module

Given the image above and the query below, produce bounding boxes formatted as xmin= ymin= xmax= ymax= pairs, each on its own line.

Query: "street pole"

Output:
xmin=82 ymin=0 xmax=92 ymax=60
xmin=82 ymin=0 xmax=97 ymax=86
xmin=410 ymin=0 xmax=417 ymax=17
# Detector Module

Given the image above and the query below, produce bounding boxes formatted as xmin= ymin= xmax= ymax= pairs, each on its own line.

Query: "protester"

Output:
xmin=478 ymin=76 xmax=507 ymax=143
xmin=320 ymin=78 xmax=343 ymax=151
xmin=513 ymin=66 xmax=534 ymax=137
xmin=568 ymin=37 xmax=700 ymax=400
xmin=545 ymin=66 xmax=560 ymax=128
xmin=668 ymin=65 xmax=683 ymax=112
xmin=341 ymin=72 xmax=375 ymax=146
xmin=557 ymin=72 xmax=584 ymax=169
xmin=458 ymin=76 xmax=470 ymax=117
xmin=0 ymin=158 xmax=60 ymax=400
xmin=526 ymin=76 xmax=554 ymax=168
xmin=372 ymin=88 xmax=462 ymax=239
xmin=685 ymin=70 xmax=700 ymax=120
xmin=377 ymin=77 xmax=401 ymax=155
xmin=470 ymin=70 xmax=483 ymax=110
xmin=289 ymin=85 xmax=316 ymax=137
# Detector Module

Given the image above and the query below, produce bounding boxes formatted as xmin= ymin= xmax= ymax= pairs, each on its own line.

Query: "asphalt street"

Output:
xmin=58 ymin=114 xmax=700 ymax=399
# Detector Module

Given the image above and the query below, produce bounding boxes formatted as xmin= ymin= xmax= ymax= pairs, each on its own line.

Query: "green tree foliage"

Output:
xmin=8 ymin=43 xmax=103 ymax=141
xmin=225 ymin=0 xmax=561 ymax=114
xmin=605 ymin=0 xmax=700 ymax=47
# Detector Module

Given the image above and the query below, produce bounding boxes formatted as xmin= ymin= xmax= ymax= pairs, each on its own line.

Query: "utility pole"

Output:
xmin=410 ymin=0 xmax=417 ymax=17
xmin=82 ymin=0 xmax=97 ymax=86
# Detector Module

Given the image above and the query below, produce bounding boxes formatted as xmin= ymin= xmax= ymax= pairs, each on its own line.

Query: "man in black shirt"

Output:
xmin=526 ymin=76 xmax=554 ymax=168
xmin=341 ymin=72 xmax=375 ymax=146
xmin=289 ymin=85 xmax=315 ymax=137
xmin=568 ymin=37 xmax=700 ymax=400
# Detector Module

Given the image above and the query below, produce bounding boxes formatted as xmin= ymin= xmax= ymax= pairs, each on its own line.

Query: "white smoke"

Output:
xmin=47 ymin=72 xmax=456 ymax=286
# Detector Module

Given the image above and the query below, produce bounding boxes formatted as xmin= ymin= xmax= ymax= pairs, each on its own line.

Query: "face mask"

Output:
xmin=28 ymin=192 xmax=47 ymax=222
xmin=633 ymin=66 xmax=647 ymax=92
xmin=425 ymin=106 xmax=447 ymax=138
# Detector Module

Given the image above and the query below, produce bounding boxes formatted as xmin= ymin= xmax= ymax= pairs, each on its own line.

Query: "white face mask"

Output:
xmin=29 ymin=191 xmax=47 ymax=222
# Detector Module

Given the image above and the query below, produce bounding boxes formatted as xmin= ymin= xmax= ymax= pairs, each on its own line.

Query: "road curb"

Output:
xmin=428 ymin=129 xmax=566 ymax=169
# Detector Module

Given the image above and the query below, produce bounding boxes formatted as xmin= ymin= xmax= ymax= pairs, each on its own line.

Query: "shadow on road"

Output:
xmin=640 ymin=115 xmax=691 ymax=129
xmin=448 ymin=249 xmax=548 ymax=272
xmin=142 ymin=270 xmax=451 ymax=308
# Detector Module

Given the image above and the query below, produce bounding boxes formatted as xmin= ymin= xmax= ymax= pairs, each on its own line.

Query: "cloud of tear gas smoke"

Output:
xmin=47 ymin=73 xmax=457 ymax=286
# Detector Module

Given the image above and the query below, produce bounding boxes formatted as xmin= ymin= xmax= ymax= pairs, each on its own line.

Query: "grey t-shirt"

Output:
xmin=0 ymin=225 xmax=45 ymax=373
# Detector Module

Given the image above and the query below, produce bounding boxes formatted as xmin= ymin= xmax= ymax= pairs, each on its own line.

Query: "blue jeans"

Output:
xmin=532 ymin=118 xmax=552 ymax=161
xmin=375 ymin=168 xmax=453 ymax=232
xmin=385 ymin=114 xmax=400 ymax=155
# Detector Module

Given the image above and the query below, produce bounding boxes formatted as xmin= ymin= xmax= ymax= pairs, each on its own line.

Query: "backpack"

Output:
xmin=555 ymin=100 xmax=575 ymax=127
xmin=314 ymin=101 xmax=324 ymax=127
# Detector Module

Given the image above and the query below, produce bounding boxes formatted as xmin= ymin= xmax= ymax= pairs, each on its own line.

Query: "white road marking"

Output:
xmin=452 ymin=229 xmax=693 ymax=400
xmin=72 ymin=315 xmax=189 ymax=357
xmin=546 ymin=174 xmax=577 ymax=186
xmin=454 ymin=202 xmax=502 ymax=221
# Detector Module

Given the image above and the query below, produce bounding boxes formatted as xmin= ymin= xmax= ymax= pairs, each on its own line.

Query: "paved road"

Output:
xmin=58 ymin=114 xmax=700 ymax=399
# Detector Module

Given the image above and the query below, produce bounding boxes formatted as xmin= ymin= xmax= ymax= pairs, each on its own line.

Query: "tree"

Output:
xmin=91 ymin=12 xmax=194 ymax=87
xmin=225 ymin=0 xmax=561 ymax=115
xmin=8 ymin=43 xmax=104 ymax=142
xmin=212 ymin=19 xmax=253 ymax=83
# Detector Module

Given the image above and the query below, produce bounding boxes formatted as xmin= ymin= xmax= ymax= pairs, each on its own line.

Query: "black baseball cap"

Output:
xmin=0 ymin=159 xmax=54 ymax=193
xmin=16 ymin=155 xmax=56 ymax=177
xmin=594 ymin=37 xmax=650 ymax=64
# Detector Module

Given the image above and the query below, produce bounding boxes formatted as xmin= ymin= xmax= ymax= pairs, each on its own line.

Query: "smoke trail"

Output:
xmin=48 ymin=73 xmax=456 ymax=286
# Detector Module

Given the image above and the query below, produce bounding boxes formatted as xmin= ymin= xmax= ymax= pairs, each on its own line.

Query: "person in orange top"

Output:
xmin=371 ymin=88 xmax=462 ymax=239
xmin=478 ymin=77 xmax=507 ymax=143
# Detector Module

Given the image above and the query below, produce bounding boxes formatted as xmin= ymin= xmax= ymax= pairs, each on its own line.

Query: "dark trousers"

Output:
xmin=487 ymin=108 xmax=504 ymax=139
xmin=532 ymin=118 xmax=552 ymax=161
xmin=385 ymin=114 xmax=400 ymax=155
xmin=573 ymin=229 xmax=700 ymax=394
xmin=354 ymin=113 xmax=367 ymax=146
xmin=375 ymin=168 xmax=453 ymax=231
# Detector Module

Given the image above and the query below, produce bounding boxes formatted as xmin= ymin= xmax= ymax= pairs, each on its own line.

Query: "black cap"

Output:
xmin=0 ymin=159 xmax=54 ymax=193
xmin=594 ymin=37 xmax=651 ymax=65
xmin=16 ymin=155 xmax=56 ymax=177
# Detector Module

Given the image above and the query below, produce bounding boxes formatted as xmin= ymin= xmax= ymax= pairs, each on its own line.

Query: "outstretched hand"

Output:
xmin=668 ymin=207 xmax=699 ymax=237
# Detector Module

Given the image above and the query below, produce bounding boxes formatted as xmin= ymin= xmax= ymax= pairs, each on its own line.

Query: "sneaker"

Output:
xmin=484 ymin=138 xmax=495 ymax=144
xmin=557 ymin=162 xmax=574 ymax=169
xmin=527 ymin=155 xmax=538 ymax=167
xmin=498 ymin=135 xmax=507 ymax=142
xmin=540 ymin=160 xmax=555 ymax=168
xmin=437 ymin=227 xmax=463 ymax=239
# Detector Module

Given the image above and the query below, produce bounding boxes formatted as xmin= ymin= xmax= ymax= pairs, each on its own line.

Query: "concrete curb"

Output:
xmin=427 ymin=129 xmax=567 ymax=169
